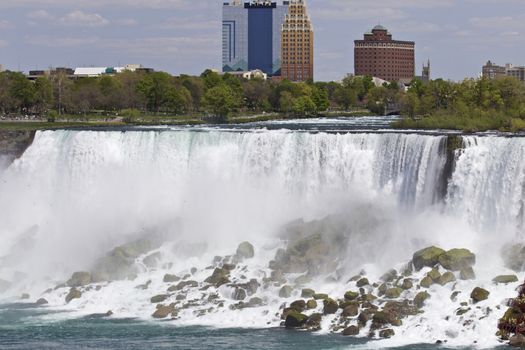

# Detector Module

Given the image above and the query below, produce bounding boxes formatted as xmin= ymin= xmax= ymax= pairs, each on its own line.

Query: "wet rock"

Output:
xmin=247 ymin=297 xmax=263 ymax=307
xmin=301 ymin=288 xmax=315 ymax=298
xmin=413 ymin=246 xmax=446 ymax=270
xmin=344 ymin=291 xmax=359 ymax=301
xmin=510 ymin=334 xmax=525 ymax=347
xmin=342 ymin=304 xmax=359 ymax=317
xmin=151 ymin=294 xmax=170 ymax=304
xmin=323 ymin=298 xmax=339 ymax=315
xmin=384 ymin=288 xmax=402 ymax=299
xmin=163 ymin=274 xmax=180 ymax=283
xmin=204 ymin=268 xmax=230 ymax=287
xmin=294 ymin=274 xmax=312 ymax=286
xmin=420 ymin=276 xmax=433 ymax=288
xmin=450 ymin=291 xmax=461 ymax=302
xmin=356 ymin=278 xmax=369 ymax=288
xmin=65 ymin=288 xmax=82 ymax=303
xmin=307 ymin=299 xmax=317 ymax=309
xmin=143 ymin=252 xmax=162 ymax=268
xmin=36 ymin=298 xmax=48 ymax=305
xmin=438 ymin=249 xmax=476 ymax=271
xmin=152 ymin=304 xmax=175 ymax=319
xmin=168 ymin=280 xmax=198 ymax=292
xmin=360 ymin=294 xmax=377 ymax=302
xmin=460 ymin=267 xmax=476 ymax=280
xmin=21 ymin=293 xmax=30 ymax=300
xmin=379 ymin=329 xmax=395 ymax=338
xmin=136 ymin=280 xmax=152 ymax=290
xmin=456 ymin=307 xmax=470 ymax=316
xmin=304 ymin=313 xmax=322 ymax=331
xmin=236 ymin=242 xmax=255 ymax=260
xmin=470 ymin=287 xmax=489 ymax=303
xmin=438 ymin=272 xmax=456 ymax=286
xmin=284 ymin=310 xmax=308 ymax=328
xmin=233 ymin=288 xmax=247 ymax=301
xmin=358 ymin=310 xmax=374 ymax=326
xmin=427 ymin=268 xmax=441 ymax=282
xmin=279 ymin=285 xmax=293 ymax=298
xmin=381 ymin=269 xmax=398 ymax=283
xmin=290 ymin=300 xmax=306 ymax=313
xmin=343 ymin=325 xmax=360 ymax=336
xmin=243 ymin=279 xmax=260 ymax=296
xmin=372 ymin=311 xmax=400 ymax=327
xmin=414 ymin=291 xmax=430 ymax=308
xmin=313 ymin=293 xmax=329 ymax=300
xmin=67 ymin=271 xmax=92 ymax=287
xmin=400 ymin=279 xmax=413 ymax=290
xmin=378 ymin=283 xmax=388 ymax=296
xmin=492 ymin=275 xmax=519 ymax=284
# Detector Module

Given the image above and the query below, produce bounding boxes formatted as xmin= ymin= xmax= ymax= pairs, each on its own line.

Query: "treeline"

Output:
xmin=0 ymin=70 xmax=394 ymax=121
xmin=398 ymin=77 xmax=525 ymax=131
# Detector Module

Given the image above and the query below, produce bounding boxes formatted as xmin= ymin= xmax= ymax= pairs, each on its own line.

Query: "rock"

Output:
xmin=304 ymin=313 xmax=322 ymax=331
xmin=450 ymin=291 xmax=461 ymax=302
xmin=284 ymin=310 xmax=308 ymax=328
xmin=413 ymin=246 xmax=446 ymax=270
xmin=361 ymin=294 xmax=377 ymax=302
xmin=342 ymin=304 xmax=359 ymax=317
xmin=358 ymin=310 xmax=374 ymax=326
xmin=438 ymin=249 xmax=476 ymax=271
xmin=222 ymin=263 xmax=236 ymax=271
xmin=301 ymin=288 xmax=315 ymax=298
xmin=168 ymin=280 xmax=198 ymax=292
xmin=313 ymin=293 xmax=329 ymax=300
xmin=294 ymin=275 xmax=311 ymax=285
xmin=36 ymin=298 xmax=48 ymax=305
xmin=290 ymin=300 xmax=306 ymax=313
xmin=344 ymin=291 xmax=359 ymax=301
xmin=152 ymin=304 xmax=175 ymax=319
xmin=307 ymin=299 xmax=317 ymax=309
xmin=21 ymin=293 xmax=30 ymax=300
xmin=493 ymin=275 xmax=519 ymax=284
xmin=163 ymin=274 xmax=180 ymax=283
xmin=236 ymin=242 xmax=255 ymax=260
xmin=414 ymin=292 xmax=430 ymax=308
xmin=342 ymin=325 xmax=359 ymax=336
xmin=384 ymin=288 xmax=402 ymax=299
xmin=378 ymin=283 xmax=388 ymax=295
xmin=233 ymin=288 xmax=246 ymax=301
xmin=65 ymin=288 xmax=82 ymax=303
xmin=204 ymin=268 xmax=230 ymax=287
xmin=510 ymin=334 xmax=525 ymax=347
xmin=456 ymin=307 xmax=470 ymax=316
xmin=323 ymin=298 xmax=339 ymax=315
xmin=470 ymin=287 xmax=489 ymax=303
xmin=136 ymin=280 xmax=152 ymax=290
xmin=420 ymin=277 xmax=433 ymax=288
xmin=356 ymin=278 xmax=369 ymax=287
xmin=67 ymin=271 xmax=92 ymax=287
xmin=502 ymin=244 xmax=525 ymax=272
xmin=438 ymin=272 xmax=456 ymax=286
xmin=379 ymin=329 xmax=395 ymax=338
xmin=400 ymin=279 xmax=413 ymax=290
xmin=151 ymin=294 xmax=170 ymax=304
xmin=279 ymin=285 xmax=293 ymax=298
xmin=143 ymin=252 xmax=162 ymax=268
xmin=427 ymin=268 xmax=441 ymax=282
xmin=460 ymin=267 xmax=476 ymax=280
xmin=246 ymin=297 xmax=263 ymax=307
xmin=381 ymin=269 xmax=398 ymax=283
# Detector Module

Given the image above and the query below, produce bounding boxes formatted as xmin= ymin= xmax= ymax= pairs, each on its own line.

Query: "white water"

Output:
xmin=0 ymin=129 xmax=523 ymax=348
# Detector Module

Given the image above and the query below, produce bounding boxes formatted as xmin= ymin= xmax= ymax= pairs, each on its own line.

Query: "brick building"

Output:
xmin=354 ymin=25 xmax=415 ymax=83
xmin=482 ymin=61 xmax=506 ymax=80
xmin=281 ymin=0 xmax=314 ymax=82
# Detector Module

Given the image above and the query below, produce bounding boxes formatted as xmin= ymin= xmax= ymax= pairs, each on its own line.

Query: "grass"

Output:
xmin=393 ymin=114 xmax=525 ymax=133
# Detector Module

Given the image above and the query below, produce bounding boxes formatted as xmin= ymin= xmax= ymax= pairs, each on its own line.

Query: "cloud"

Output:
xmin=26 ymin=10 xmax=55 ymax=20
xmin=0 ymin=20 xmax=10 ymax=28
xmin=0 ymin=0 xmax=205 ymax=10
xmin=159 ymin=17 xmax=218 ymax=30
xmin=115 ymin=19 xmax=138 ymax=26
xmin=59 ymin=10 xmax=109 ymax=27
xmin=469 ymin=15 xmax=525 ymax=30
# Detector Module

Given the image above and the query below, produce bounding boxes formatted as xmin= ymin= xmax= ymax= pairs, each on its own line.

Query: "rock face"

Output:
xmin=0 ymin=130 xmax=35 ymax=164
xmin=412 ymin=246 xmax=445 ymax=270
xmin=67 ymin=271 xmax=92 ymax=287
xmin=438 ymin=249 xmax=476 ymax=271
xmin=470 ymin=287 xmax=489 ymax=303
xmin=204 ymin=268 xmax=230 ymax=287
xmin=152 ymin=304 xmax=176 ymax=319
xmin=342 ymin=325 xmax=359 ymax=336
xmin=65 ymin=288 xmax=82 ymax=303
xmin=236 ymin=242 xmax=255 ymax=260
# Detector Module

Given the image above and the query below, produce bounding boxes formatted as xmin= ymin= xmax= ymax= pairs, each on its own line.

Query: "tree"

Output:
xmin=279 ymin=91 xmax=294 ymax=113
xmin=292 ymin=96 xmax=316 ymax=116
xmin=202 ymin=85 xmax=236 ymax=122
xmin=136 ymin=72 xmax=173 ymax=113
xmin=34 ymin=77 xmax=54 ymax=115
xmin=9 ymin=72 xmax=35 ymax=113
xmin=311 ymin=85 xmax=330 ymax=112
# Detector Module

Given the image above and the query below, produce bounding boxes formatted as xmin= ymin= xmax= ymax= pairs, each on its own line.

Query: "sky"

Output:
xmin=0 ymin=0 xmax=523 ymax=81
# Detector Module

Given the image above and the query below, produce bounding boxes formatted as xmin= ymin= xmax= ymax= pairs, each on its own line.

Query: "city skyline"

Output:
xmin=0 ymin=0 xmax=523 ymax=81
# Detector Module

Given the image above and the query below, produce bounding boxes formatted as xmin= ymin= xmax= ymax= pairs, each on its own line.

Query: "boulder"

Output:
xmin=284 ymin=310 xmax=308 ymax=328
xmin=323 ymin=298 xmax=339 ymax=314
xmin=413 ymin=246 xmax=445 ymax=270
xmin=151 ymin=294 xmax=170 ymax=304
xmin=236 ymin=242 xmax=255 ymax=260
xmin=67 ymin=271 xmax=92 ymax=287
xmin=344 ymin=291 xmax=359 ymax=301
xmin=356 ymin=278 xmax=369 ymax=288
xmin=438 ymin=249 xmax=476 ymax=271
xmin=307 ymin=299 xmax=317 ymax=309
xmin=460 ymin=267 xmax=476 ymax=280
xmin=384 ymin=288 xmax=402 ymax=299
xmin=492 ymin=275 xmax=519 ymax=284
xmin=152 ymin=304 xmax=175 ymax=319
xmin=304 ymin=313 xmax=322 ymax=331
xmin=21 ymin=293 xmax=30 ymax=300
xmin=342 ymin=304 xmax=359 ymax=317
xmin=313 ymin=293 xmax=329 ymax=300
xmin=204 ymin=268 xmax=230 ymax=287
xmin=400 ymin=279 xmax=413 ymax=290
xmin=279 ymin=285 xmax=293 ymax=298
xmin=378 ymin=283 xmax=388 ymax=295
xmin=414 ymin=291 xmax=430 ymax=308
xmin=65 ymin=288 xmax=82 ymax=303
xmin=233 ymin=288 xmax=246 ymax=301
xmin=470 ymin=287 xmax=489 ymax=303
xmin=438 ymin=272 xmax=456 ymax=286
xmin=290 ymin=300 xmax=306 ymax=313
xmin=301 ymin=288 xmax=315 ymax=298
xmin=294 ymin=275 xmax=311 ymax=285
xmin=450 ymin=291 xmax=461 ymax=302
xmin=36 ymin=298 xmax=48 ymax=305
xmin=380 ymin=269 xmax=398 ymax=283
xmin=342 ymin=325 xmax=359 ymax=336
xmin=420 ymin=276 xmax=433 ymax=288
xmin=136 ymin=280 xmax=152 ymax=290
xmin=510 ymin=334 xmax=525 ymax=347
xmin=379 ymin=329 xmax=395 ymax=338
xmin=168 ymin=280 xmax=198 ymax=292
xmin=427 ymin=268 xmax=441 ymax=282
xmin=163 ymin=274 xmax=180 ymax=283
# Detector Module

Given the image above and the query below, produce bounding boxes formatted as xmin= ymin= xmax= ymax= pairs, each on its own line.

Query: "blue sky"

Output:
xmin=0 ymin=0 xmax=523 ymax=81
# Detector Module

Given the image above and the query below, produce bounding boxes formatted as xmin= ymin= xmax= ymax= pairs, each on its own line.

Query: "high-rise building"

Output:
xmin=280 ymin=0 xmax=314 ymax=82
xmin=482 ymin=61 xmax=506 ymax=80
xmin=222 ymin=1 xmax=289 ymax=76
xmin=505 ymin=64 xmax=525 ymax=83
xmin=354 ymin=25 xmax=415 ymax=83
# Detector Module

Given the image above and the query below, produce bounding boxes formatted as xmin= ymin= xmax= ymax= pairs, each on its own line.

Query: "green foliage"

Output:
xmin=202 ymin=85 xmax=236 ymax=122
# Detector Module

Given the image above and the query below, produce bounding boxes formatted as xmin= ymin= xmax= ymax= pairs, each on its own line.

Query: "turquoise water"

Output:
xmin=0 ymin=304 xmax=497 ymax=350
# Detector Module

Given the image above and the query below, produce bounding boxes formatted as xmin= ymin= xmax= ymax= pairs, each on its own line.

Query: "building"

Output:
xmin=27 ymin=67 xmax=75 ymax=80
xmin=280 ymin=0 xmax=314 ymax=82
xmin=0 ymin=64 xmax=4 ymax=73
xmin=482 ymin=61 xmax=506 ymax=80
xmin=414 ymin=60 xmax=431 ymax=83
xmin=228 ymin=69 xmax=268 ymax=80
xmin=73 ymin=64 xmax=147 ymax=78
xmin=506 ymin=64 xmax=525 ymax=83
xmin=222 ymin=0 xmax=289 ymax=76
xmin=354 ymin=25 xmax=415 ymax=83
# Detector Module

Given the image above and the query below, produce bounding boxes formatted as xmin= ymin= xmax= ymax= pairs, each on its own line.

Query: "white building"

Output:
xmin=73 ymin=64 xmax=143 ymax=78
xmin=229 ymin=69 xmax=268 ymax=80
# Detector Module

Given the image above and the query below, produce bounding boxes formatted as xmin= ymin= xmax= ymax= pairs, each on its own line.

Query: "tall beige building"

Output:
xmin=280 ymin=0 xmax=314 ymax=82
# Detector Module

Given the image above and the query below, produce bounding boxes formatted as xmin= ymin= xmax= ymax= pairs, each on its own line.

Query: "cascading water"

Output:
xmin=0 ymin=128 xmax=522 ymax=348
